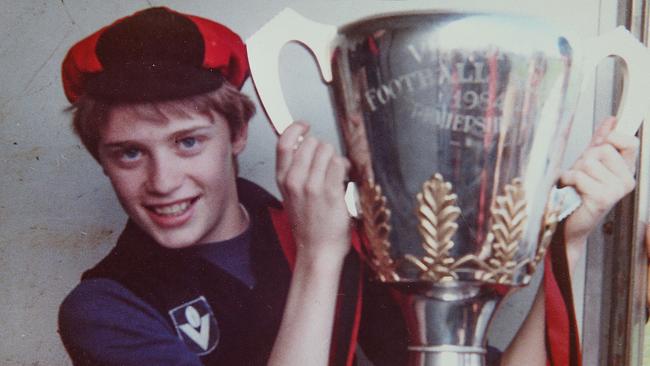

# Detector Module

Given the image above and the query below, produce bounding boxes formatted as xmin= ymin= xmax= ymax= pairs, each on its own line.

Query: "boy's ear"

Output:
xmin=232 ymin=122 xmax=249 ymax=155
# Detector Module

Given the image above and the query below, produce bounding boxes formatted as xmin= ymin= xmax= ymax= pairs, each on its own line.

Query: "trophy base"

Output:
xmin=408 ymin=345 xmax=485 ymax=366
xmin=394 ymin=282 xmax=502 ymax=366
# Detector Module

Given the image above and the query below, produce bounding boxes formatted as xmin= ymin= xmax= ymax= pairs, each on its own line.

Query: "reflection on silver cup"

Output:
xmin=331 ymin=15 xmax=568 ymax=287
xmin=248 ymin=8 xmax=650 ymax=366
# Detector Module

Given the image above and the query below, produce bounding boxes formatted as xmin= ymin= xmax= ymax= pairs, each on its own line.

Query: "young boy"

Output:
xmin=57 ymin=7 xmax=638 ymax=366
xmin=58 ymin=7 xmax=374 ymax=366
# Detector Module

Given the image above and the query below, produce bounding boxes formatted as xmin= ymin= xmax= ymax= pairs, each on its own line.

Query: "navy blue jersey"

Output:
xmin=60 ymin=180 xmax=293 ymax=365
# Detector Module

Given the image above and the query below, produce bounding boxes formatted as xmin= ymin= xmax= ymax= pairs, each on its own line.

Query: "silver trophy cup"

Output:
xmin=247 ymin=9 xmax=650 ymax=366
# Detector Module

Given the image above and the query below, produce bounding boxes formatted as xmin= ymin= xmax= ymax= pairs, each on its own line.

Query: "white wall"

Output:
xmin=0 ymin=1 xmax=615 ymax=364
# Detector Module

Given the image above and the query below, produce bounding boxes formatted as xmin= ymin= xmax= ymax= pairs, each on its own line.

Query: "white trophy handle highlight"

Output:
xmin=581 ymin=26 xmax=650 ymax=136
xmin=246 ymin=8 xmax=337 ymax=134
xmin=247 ymin=9 xmax=360 ymax=216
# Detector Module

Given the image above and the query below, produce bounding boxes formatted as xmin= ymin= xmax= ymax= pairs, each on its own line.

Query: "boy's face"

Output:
xmin=97 ymin=105 xmax=247 ymax=249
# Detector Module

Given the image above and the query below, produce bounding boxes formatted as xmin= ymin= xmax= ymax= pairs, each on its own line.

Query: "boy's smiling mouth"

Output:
xmin=145 ymin=196 xmax=200 ymax=218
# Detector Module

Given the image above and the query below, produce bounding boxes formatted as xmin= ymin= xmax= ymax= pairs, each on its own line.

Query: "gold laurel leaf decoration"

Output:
xmin=359 ymin=179 xmax=400 ymax=282
xmin=406 ymin=173 xmax=461 ymax=282
xmin=526 ymin=205 xmax=559 ymax=276
xmin=482 ymin=178 xmax=527 ymax=284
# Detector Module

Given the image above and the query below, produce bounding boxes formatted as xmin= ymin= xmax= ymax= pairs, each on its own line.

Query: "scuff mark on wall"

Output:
xmin=5 ymin=147 xmax=42 ymax=184
xmin=10 ymin=146 xmax=42 ymax=161
xmin=59 ymin=0 xmax=76 ymax=26
xmin=24 ymin=81 xmax=54 ymax=98
xmin=21 ymin=32 xmax=71 ymax=96
xmin=25 ymin=224 xmax=115 ymax=249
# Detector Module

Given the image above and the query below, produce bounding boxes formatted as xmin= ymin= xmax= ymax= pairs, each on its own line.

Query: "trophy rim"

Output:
xmin=338 ymin=10 xmax=555 ymax=35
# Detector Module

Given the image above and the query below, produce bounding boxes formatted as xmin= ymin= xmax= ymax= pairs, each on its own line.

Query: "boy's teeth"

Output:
xmin=153 ymin=201 xmax=190 ymax=216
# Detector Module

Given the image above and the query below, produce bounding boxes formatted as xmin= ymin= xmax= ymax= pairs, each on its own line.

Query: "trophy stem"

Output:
xmin=396 ymin=283 xmax=502 ymax=366
xmin=408 ymin=347 xmax=485 ymax=366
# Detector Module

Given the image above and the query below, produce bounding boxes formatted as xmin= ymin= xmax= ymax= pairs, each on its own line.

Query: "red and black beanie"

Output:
xmin=62 ymin=7 xmax=248 ymax=103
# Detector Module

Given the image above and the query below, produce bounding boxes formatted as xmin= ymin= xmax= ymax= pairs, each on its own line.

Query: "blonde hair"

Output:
xmin=71 ymin=82 xmax=256 ymax=161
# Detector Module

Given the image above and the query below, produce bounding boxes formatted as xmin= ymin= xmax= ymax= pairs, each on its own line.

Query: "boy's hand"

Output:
xmin=276 ymin=122 xmax=352 ymax=264
xmin=560 ymin=117 xmax=638 ymax=268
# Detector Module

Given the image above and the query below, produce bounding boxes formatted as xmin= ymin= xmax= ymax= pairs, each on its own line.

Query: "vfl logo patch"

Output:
xmin=169 ymin=296 xmax=219 ymax=355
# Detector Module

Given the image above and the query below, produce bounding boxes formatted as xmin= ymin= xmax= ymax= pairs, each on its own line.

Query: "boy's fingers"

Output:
xmin=579 ymin=157 xmax=619 ymax=186
xmin=284 ymin=136 xmax=318 ymax=193
xmin=560 ymin=169 xmax=600 ymax=196
xmin=606 ymin=132 xmax=640 ymax=150
xmin=324 ymin=156 xmax=350 ymax=196
xmin=604 ymin=132 xmax=640 ymax=171
xmin=306 ymin=143 xmax=335 ymax=192
xmin=276 ymin=122 xmax=310 ymax=180
xmin=594 ymin=145 xmax=637 ymax=191
xmin=590 ymin=116 xmax=617 ymax=146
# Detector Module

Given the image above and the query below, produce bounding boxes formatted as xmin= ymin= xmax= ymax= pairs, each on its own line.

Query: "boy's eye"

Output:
xmin=121 ymin=148 xmax=141 ymax=161
xmin=177 ymin=136 xmax=199 ymax=150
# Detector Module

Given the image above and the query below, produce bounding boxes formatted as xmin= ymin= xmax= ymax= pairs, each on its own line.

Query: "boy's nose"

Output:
xmin=146 ymin=156 xmax=183 ymax=195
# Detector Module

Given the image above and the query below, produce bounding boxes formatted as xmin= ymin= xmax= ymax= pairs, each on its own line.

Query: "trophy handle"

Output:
xmin=557 ymin=28 xmax=650 ymax=221
xmin=555 ymin=29 xmax=650 ymax=220
xmin=247 ymin=9 xmax=361 ymax=216
xmin=246 ymin=8 xmax=337 ymax=134
xmin=581 ymin=26 xmax=650 ymax=136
